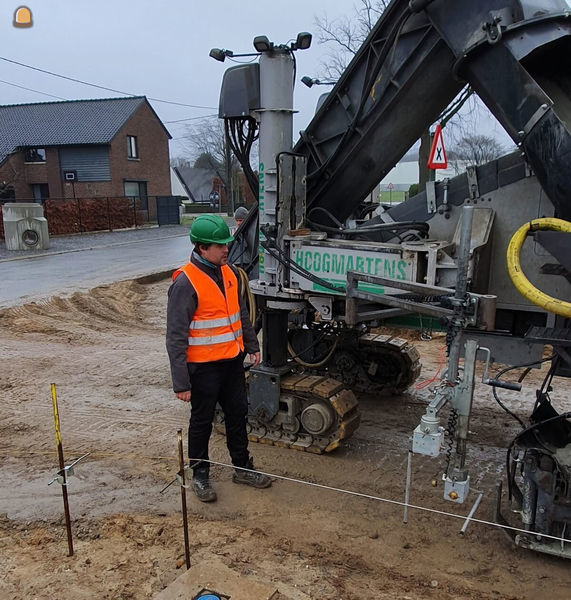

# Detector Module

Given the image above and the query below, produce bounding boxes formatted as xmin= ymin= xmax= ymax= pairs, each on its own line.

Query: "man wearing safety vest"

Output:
xmin=166 ymin=214 xmax=271 ymax=502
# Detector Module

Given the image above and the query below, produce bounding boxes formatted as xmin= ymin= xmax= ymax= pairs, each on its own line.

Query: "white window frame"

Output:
xmin=127 ymin=135 xmax=139 ymax=159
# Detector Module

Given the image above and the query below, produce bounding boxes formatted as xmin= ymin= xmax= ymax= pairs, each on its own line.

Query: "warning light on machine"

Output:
xmin=13 ymin=6 xmax=33 ymax=28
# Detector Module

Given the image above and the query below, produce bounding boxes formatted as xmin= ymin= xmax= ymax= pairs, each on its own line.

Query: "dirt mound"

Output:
xmin=1 ymin=278 xmax=571 ymax=599
xmin=0 ymin=280 xmax=150 ymax=341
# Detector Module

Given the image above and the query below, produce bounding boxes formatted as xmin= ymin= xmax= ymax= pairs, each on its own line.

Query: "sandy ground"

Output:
xmin=1 ymin=277 xmax=570 ymax=600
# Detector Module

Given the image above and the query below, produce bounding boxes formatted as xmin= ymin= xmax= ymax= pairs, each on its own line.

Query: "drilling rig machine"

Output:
xmin=211 ymin=0 xmax=571 ymax=557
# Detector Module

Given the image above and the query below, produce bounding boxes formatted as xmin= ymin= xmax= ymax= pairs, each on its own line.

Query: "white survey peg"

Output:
xmin=427 ymin=123 xmax=447 ymax=169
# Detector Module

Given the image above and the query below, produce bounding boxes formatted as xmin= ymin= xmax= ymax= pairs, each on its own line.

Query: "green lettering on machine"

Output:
xmin=258 ymin=163 xmax=265 ymax=272
xmin=294 ymin=248 xmax=410 ymax=292
xmin=294 ymin=249 xmax=407 ymax=279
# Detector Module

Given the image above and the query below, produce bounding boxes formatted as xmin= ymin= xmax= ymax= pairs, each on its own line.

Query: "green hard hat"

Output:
xmin=189 ymin=214 xmax=234 ymax=244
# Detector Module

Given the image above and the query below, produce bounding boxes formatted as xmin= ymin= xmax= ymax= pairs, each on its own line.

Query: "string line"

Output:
xmin=2 ymin=450 xmax=568 ymax=546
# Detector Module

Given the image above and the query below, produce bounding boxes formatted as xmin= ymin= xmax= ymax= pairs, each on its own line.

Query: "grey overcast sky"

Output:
xmin=0 ymin=0 xmax=358 ymax=158
xmin=1 ymin=0 xmax=515 ymax=160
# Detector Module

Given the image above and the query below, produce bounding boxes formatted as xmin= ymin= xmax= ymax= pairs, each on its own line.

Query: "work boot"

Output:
xmin=191 ymin=477 xmax=217 ymax=502
xmin=232 ymin=458 xmax=272 ymax=488
xmin=191 ymin=466 xmax=217 ymax=502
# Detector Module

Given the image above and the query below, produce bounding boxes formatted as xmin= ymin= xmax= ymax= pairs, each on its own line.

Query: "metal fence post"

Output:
xmin=77 ymin=198 xmax=82 ymax=234
xmin=107 ymin=197 xmax=112 ymax=231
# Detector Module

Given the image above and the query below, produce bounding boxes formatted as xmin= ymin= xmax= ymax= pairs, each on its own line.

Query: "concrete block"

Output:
xmin=2 ymin=202 xmax=49 ymax=250
xmin=154 ymin=556 xmax=279 ymax=600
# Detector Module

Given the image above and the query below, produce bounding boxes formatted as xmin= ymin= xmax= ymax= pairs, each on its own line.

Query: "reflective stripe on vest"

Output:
xmin=187 ymin=329 xmax=243 ymax=345
xmin=189 ymin=311 xmax=241 ymax=330
xmin=172 ymin=261 xmax=244 ymax=362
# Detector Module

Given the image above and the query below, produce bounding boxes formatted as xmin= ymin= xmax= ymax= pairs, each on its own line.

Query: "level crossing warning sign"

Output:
xmin=427 ymin=123 xmax=447 ymax=169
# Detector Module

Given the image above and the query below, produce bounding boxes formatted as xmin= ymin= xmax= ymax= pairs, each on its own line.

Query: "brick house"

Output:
xmin=0 ymin=97 xmax=172 ymax=211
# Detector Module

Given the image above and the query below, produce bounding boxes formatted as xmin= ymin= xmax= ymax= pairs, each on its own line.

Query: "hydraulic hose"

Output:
xmin=236 ymin=266 xmax=256 ymax=324
xmin=288 ymin=336 xmax=339 ymax=368
xmin=238 ymin=262 xmax=338 ymax=367
xmin=506 ymin=218 xmax=571 ymax=318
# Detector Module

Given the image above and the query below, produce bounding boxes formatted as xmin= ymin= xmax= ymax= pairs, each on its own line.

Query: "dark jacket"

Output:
xmin=166 ymin=251 xmax=259 ymax=393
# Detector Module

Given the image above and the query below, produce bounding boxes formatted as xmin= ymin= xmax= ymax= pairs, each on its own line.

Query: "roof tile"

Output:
xmin=0 ymin=96 xmax=146 ymax=161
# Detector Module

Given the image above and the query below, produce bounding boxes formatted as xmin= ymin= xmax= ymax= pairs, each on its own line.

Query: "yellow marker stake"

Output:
xmin=51 ymin=383 xmax=63 ymax=446
xmin=50 ymin=383 xmax=74 ymax=556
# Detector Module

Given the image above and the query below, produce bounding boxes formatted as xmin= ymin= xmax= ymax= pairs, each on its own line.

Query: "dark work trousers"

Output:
xmin=187 ymin=354 xmax=249 ymax=480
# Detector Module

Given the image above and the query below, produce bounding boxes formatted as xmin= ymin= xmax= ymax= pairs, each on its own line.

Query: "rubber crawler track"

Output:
xmin=215 ymin=375 xmax=360 ymax=454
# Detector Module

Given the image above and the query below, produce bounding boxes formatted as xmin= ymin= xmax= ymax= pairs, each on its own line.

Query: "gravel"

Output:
xmin=0 ymin=224 xmax=190 ymax=262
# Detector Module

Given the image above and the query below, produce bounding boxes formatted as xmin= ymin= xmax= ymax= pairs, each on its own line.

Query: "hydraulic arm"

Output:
xmin=295 ymin=0 xmax=571 ymax=225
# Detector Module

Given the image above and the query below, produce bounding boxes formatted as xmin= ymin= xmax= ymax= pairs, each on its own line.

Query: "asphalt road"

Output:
xmin=0 ymin=232 xmax=191 ymax=308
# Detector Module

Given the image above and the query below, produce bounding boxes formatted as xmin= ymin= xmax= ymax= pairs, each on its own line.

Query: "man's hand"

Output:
xmin=248 ymin=352 xmax=261 ymax=367
xmin=175 ymin=391 xmax=191 ymax=403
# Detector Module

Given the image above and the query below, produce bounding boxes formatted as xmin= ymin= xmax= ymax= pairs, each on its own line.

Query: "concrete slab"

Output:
xmin=154 ymin=557 xmax=280 ymax=600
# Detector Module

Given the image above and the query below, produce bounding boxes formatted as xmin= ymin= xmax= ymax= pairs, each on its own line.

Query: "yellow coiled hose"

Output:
xmin=506 ymin=218 xmax=571 ymax=318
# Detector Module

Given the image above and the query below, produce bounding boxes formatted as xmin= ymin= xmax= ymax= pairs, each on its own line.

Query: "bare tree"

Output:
xmin=192 ymin=152 xmax=221 ymax=170
xmin=314 ymin=1 xmax=389 ymax=79
xmin=170 ymin=156 xmax=192 ymax=169
xmin=451 ymin=134 xmax=505 ymax=165
xmin=312 ymin=1 xmax=483 ymax=190
xmin=179 ymin=117 xmax=237 ymax=190
xmin=179 ymin=117 xmax=259 ymax=211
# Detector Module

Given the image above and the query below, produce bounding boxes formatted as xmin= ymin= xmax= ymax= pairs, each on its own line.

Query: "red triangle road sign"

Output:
xmin=427 ymin=123 xmax=447 ymax=169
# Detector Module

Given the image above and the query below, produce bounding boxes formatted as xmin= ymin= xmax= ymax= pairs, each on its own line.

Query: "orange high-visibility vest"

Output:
xmin=172 ymin=262 xmax=244 ymax=363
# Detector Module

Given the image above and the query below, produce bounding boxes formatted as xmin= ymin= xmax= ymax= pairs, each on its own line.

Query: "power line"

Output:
xmin=0 ymin=77 xmax=216 ymax=124
xmin=0 ymin=55 xmax=217 ymax=110
xmin=164 ymin=114 xmax=218 ymax=124
xmin=0 ymin=78 xmax=67 ymax=100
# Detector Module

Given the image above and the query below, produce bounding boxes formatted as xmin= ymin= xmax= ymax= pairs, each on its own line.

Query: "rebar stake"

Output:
xmin=403 ymin=450 xmax=412 ymax=524
xmin=177 ymin=429 xmax=191 ymax=569
xmin=460 ymin=492 xmax=484 ymax=534
xmin=50 ymin=383 xmax=74 ymax=557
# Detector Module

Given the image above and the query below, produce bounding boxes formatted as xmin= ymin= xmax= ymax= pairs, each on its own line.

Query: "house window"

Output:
xmin=124 ymin=180 xmax=148 ymax=210
xmin=0 ymin=182 xmax=15 ymax=201
xmin=31 ymin=183 xmax=50 ymax=203
xmin=127 ymin=136 xmax=139 ymax=159
xmin=25 ymin=147 xmax=46 ymax=163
